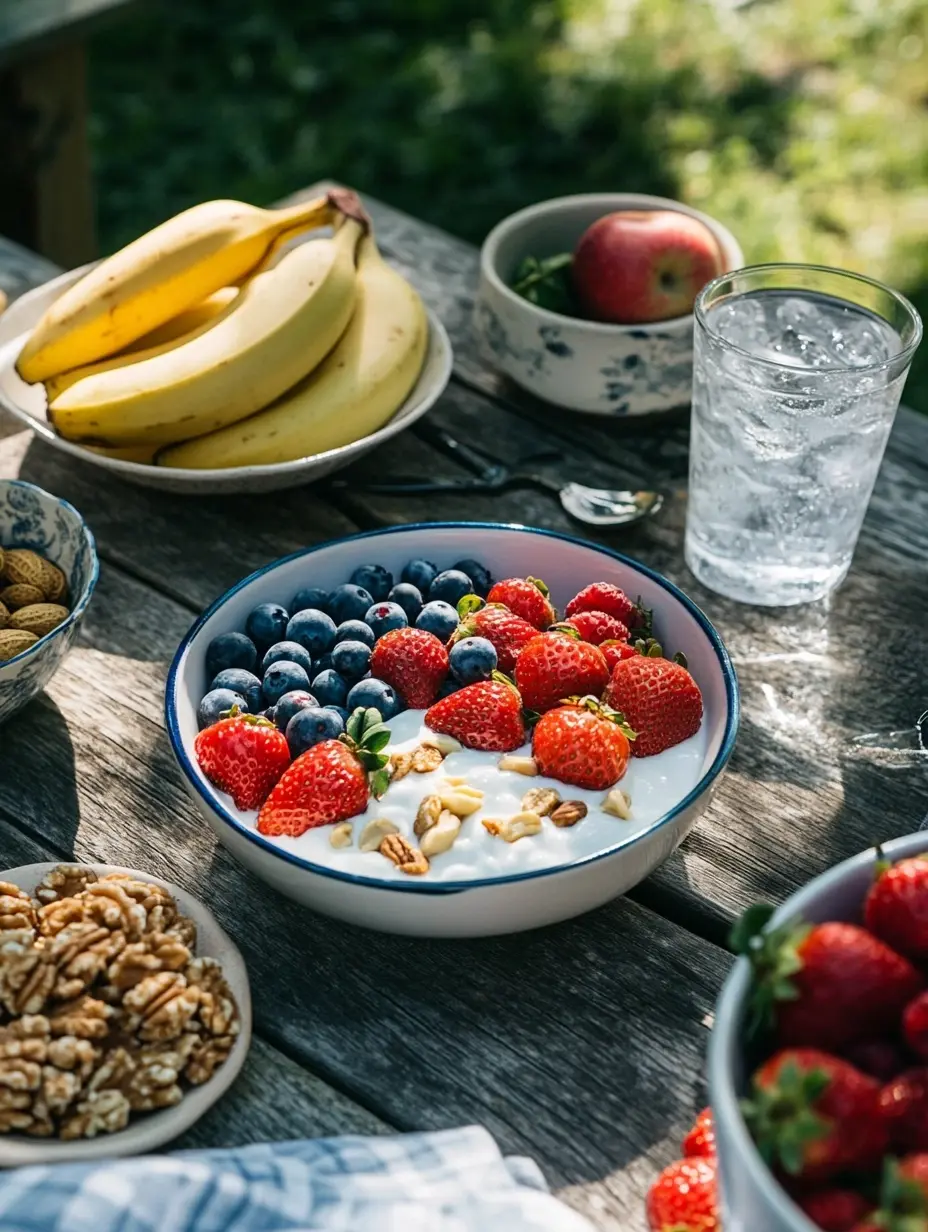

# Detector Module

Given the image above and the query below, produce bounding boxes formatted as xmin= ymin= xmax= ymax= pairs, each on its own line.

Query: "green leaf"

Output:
xmin=346 ymin=708 xmax=365 ymax=743
xmin=363 ymin=707 xmax=382 ymax=732
xmin=365 ymin=728 xmax=391 ymax=753
xmin=730 ymin=903 xmax=777 ymax=953
xmin=456 ymin=594 xmax=484 ymax=619
xmin=370 ymin=768 xmax=390 ymax=799
xmin=510 ymin=253 xmax=578 ymax=315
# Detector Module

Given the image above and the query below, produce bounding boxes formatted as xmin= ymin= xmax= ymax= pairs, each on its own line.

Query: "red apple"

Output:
xmin=571 ymin=209 xmax=725 ymax=325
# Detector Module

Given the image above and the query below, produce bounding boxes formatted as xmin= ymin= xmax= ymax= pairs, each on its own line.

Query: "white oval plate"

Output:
xmin=0 ymin=862 xmax=252 ymax=1166
xmin=0 ymin=264 xmax=453 ymax=495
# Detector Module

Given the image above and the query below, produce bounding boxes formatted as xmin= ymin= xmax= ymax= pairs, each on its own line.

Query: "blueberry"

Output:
xmin=274 ymin=689 xmax=319 ymax=732
xmin=312 ymin=668 xmax=349 ymax=707
xmin=328 ymin=583 xmax=374 ymax=624
xmin=346 ymin=678 xmax=398 ymax=720
xmin=262 ymin=640 xmax=314 ymax=678
xmin=262 ymin=660 xmax=311 ymax=706
xmin=350 ymin=564 xmax=393 ymax=602
xmin=197 ymin=688 xmax=246 ymax=730
xmin=333 ymin=619 xmax=375 ymax=648
xmin=449 ymin=636 xmax=497 ymax=684
xmin=245 ymin=603 xmax=289 ymax=650
xmin=286 ymin=608 xmax=337 ymax=657
xmin=323 ymin=704 xmax=350 ymax=725
xmin=291 ymin=586 xmax=330 ymax=615
xmin=429 ymin=569 xmax=473 ymax=606
xmin=416 ymin=600 xmax=459 ymax=641
xmin=313 ymin=651 xmax=334 ymax=675
xmin=210 ymin=668 xmax=263 ymax=712
xmin=205 ymin=632 xmax=257 ymax=680
xmin=401 ymin=558 xmax=438 ymax=592
xmin=331 ymin=639 xmax=372 ymax=682
xmin=388 ymin=582 xmax=423 ymax=622
xmin=286 ymin=707 xmax=345 ymax=757
xmin=365 ymin=601 xmax=408 ymax=640
xmin=453 ymin=559 xmax=493 ymax=597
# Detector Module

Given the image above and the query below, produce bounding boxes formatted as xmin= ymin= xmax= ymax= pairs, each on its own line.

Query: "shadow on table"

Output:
xmin=0 ymin=693 xmax=80 ymax=859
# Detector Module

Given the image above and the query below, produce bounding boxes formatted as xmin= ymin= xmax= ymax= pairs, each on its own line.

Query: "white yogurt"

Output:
xmin=231 ymin=709 xmax=709 ymax=883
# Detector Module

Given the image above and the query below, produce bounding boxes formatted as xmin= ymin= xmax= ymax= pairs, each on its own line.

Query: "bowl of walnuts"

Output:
xmin=0 ymin=862 xmax=251 ymax=1164
xmin=0 ymin=478 xmax=99 ymax=724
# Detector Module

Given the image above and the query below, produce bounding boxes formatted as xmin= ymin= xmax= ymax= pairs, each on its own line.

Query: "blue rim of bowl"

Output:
xmin=0 ymin=479 xmax=99 ymax=666
xmin=166 ymin=522 xmax=740 ymax=895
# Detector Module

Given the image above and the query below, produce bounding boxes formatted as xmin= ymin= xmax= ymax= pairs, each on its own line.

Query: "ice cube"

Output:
xmin=708 ymin=298 xmax=767 ymax=350
xmin=830 ymin=315 xmax=897 ymax=368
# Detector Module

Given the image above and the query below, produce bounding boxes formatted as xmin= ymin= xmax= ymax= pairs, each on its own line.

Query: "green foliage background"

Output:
xmin=90 ymin=0 xmax=928 ymax=408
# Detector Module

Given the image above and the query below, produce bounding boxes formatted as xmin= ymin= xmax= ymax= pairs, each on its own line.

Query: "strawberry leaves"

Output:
xmin=342 ymin=706 xmax=392 ymax=796
xmin=731 ymin=904 xmax=811 ymax=1039
xmin=741 ymin=1057 xmax=831 ymax=1177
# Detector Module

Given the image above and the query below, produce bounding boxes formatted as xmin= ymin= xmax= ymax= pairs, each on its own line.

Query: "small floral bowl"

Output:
xmin=474 ymin=192 xmax=744 ymax=416
xmin=0 ymin=480 xmax=98 ymax=724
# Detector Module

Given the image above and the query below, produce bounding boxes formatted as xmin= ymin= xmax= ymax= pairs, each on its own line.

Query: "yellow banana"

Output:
xmin=82 ymin=443 xmax=159 ymax=464
xmin=17 ymin=194 xmax=332 ymax=383
xmin=44 ymin=287 xmax=241 ymax=402
xmin=158 ymin=234 xmax=428 ymax=470
xmin=48 ymin=215 xmax=364 ymax=447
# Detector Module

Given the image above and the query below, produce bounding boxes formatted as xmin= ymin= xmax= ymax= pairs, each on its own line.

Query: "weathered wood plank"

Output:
xmin=0 ymin=562 xmax=727 ymax=1230
xmin=0 ymin=0 xmax=139 ymax=67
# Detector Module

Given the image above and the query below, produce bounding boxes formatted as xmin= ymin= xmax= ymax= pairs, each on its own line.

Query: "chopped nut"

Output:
xmin=359 ymin=817 xmax=399 ymax=852
xmin=186 ymin=1035 xmax=236 ymax=1086
xmin=498 ymin=754 xmax=538 ymax=776
xmin=601 ymin=788 xmax=632 ymax=819
xmin=414 ymin=794 xmax=443 ymax=837
xmin=106 ymin=932 xmax=191 ymax=991
xmin=442 ymin=775 xmax=467 ymax=786
xmin=186 ymin=957 xmax=240 ymax=1039
xmin=411 ymin=744 xmax=444 ymax=773
xmin=48 ymin=996 xmax=114 ymax=1041
xmin=419 ymin=810 xmax=462 ymax=858
xmin=0 ymin=943 xmax=56 ymax=1016
xmin=34 ymin=866 xmax=98 ymax=907
xmin=329 ymin=822 xmax=353 ymax=849
xmin=482 ymin=811 xmax=542 ymax=842
xmin=379 ymin=833 xmax=430 ymax=875
xmin=48 ymin=922 xmax=127 ymax=1000
xmin=421 ymin=732 xmax=462 ymax=755
xmin=439 ymin=784 xmax=484 ymax=817
xmin=550 ymin=800 xmax=588 ymax=827
xmin=0 ymin=883 xmax=37 ymax=938
xmin=122 ymin=972 xmax=200 ymax=1043
xmin=521 ymin=786 xmax=561 ymax=817
xmin=387 ymin=751 xmax=414 ymax=784
xmin=60 ymin=1088 xmax=130 ymax=1140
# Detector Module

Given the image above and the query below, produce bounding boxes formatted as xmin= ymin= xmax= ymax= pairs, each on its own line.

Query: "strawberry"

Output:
xmin=195 ymin=711 xmax=290 ymax=810
xmin=486 ymin=576 xmax=555 ymax=630
xmin=257 ymin=707 xmax=390 ymax=837
xmin=880 ymin=1068 xmax=928 ymax=1152
xmin=682 ymin=1107 xmax=715 ymax=1159
xmin=865 ymin=856 xmax=928 ymax=962
xmin=425 ymin=677 xmax=525 ymax=752
xmin=646 ymin=1156 xmax=719 ymax=1232
xmin=732 ymin=905 xmax=924 ymax=1051
xmin=905 ymin=992 xmax=928 ymax=1061
xmin=514 ymin=630 xmax=610 ymax=714
xmin=532 ymin=696 xmax=634 ymax=790
xmin=564 ymin=609 xmax=629 ymax=645
xmin=600 ymin=639 xmax=639 ymax=672
xmin=850 ymin=1156 xmax=928 ymax=1232
xmin=742 ymin=1048 xmax=887 ymax=1182
xmin=604 ymin=653 xmax=703 ymax=756
xmin=566 ymin=582 xmax=642 ymax=629
xmin=370 ymin=626 xmax=449 ymax=708
xmin=452 ymin=600 xmax=540 ymax=674
xmin=797 ymin=1189 xmax=874 ymax=1232
xmin=845 ymin=1039 xmax=907 ymax=1082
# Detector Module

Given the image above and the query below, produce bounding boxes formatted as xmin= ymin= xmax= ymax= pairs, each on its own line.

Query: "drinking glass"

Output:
xmin=685 ymin=264 xmax=922 ymax=606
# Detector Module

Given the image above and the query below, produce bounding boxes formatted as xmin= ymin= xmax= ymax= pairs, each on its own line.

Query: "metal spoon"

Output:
xmin=331 ymin=428 xmax=664 ymax=528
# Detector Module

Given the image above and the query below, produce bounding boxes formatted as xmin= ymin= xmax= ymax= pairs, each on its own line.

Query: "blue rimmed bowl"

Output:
xmin=165 ymin=523 xmax=739 ymax=937
xmin=0 ymin=480 xmax=98 ymax=724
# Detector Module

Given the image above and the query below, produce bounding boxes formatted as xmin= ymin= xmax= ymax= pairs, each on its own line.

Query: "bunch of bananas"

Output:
xmin=16 ymin=189 xmax=429 ymax=470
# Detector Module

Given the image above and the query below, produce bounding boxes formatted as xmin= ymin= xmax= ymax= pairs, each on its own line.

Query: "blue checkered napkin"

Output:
xmin=0 ymin=1126 xmax=596 ymax=1231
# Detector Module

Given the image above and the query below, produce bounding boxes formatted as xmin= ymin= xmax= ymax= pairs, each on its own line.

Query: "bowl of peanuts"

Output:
xmin=0 ymin=479 xmax=98 ymax=723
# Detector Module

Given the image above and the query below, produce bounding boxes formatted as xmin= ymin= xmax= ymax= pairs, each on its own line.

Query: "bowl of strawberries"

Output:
xmin=709 ymin=832 xmax=928 ymax=1232
xmin=166 ymin=523 xmax=737 ymax=936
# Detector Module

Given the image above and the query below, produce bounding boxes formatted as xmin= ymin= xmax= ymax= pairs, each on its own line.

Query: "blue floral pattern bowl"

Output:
xmin=475 ymin=193 xmax=744 ymax=416
xmin=0 ymin=481 xmax=98 ymax=724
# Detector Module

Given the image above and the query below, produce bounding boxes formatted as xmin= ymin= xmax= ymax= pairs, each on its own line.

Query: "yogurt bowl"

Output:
xmin=166 ymin=524 xmax=739 ymax=936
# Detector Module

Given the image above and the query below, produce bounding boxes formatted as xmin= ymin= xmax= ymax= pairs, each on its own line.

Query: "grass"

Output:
xmin=89 ymin=0 xmax=928 ymax=410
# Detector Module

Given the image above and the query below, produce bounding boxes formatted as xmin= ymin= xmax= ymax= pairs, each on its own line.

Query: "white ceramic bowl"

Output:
xmin=0 ymin=861 xmax=252 ymax=1165
xmin=0 ymin=263 xmax=453 ymax=495
xmin=709 ymin=831 xmax=928 ymax=1232
xmin=166 ymin=523 xmax=739 ymax=937
xmin=475 ymin=192 xmax=744 ymax=416
xmin=0 ymin=479 xmax=98 ymax=724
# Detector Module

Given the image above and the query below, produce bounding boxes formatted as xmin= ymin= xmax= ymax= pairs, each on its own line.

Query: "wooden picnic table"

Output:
xmin=1 ymin=184 xmax=927 ymax=1229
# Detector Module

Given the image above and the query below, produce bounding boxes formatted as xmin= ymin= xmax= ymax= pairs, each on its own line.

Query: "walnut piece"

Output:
xmin=379 ymin=833 xmax=429 ymax=875
xmin=106 ymin=932 xmax=191 ymax=991
xmin=48 ymin=995 xmax=114 ymax=1040
xmin=60 ymin=1088 xmax=130 ymax=1140
xmin=550 ymin=801 xmax=588 ymax=828
xmin=419 ymin=810 xmax=461 ymax=858
xmin=0 ymin=883 xmax=37 ymax=938
xmin=387 ymin=751 xmax=414 ymax=784
xmin=482 ymin=811 xmax=542 ymax=842
xmin=48 ymin=922 xmax=126 ymax=1000
xmin=186 ymin=1035 xmax=236 ymax=1086
xmin=411 ymin=744 xmax=444 ymax=773
xmin=413 ymin=794 xmax=442 ymax=837
xmin=34 ymin=866 xmax=98 ymax=906
xmin=186 ymin=957 xmax=240 ymax=1038
xmin=521 ymin=787 xmax=561 ymax=817
xmin=601 ymin=788 xmax=632 ymax=819
xmin=0 ymin=943 xmax=56 ymax=1015
xmin=97 ymin=875 xmax=178 ymax=935
xmin=359 ymin=817 xmax=399 ymax=852
xmin=123 ymin=972 xmax=200 ymax=1043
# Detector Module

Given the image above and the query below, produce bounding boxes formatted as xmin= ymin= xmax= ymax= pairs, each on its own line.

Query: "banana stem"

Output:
xmin=327 ymin=188 xmax=371 ymax=233
xmin=271 ymin=194 xmax=332 ymax=234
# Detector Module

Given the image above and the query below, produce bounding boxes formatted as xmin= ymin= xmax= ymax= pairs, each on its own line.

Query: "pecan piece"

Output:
xmin=414 ymin=794 xmax=442 ymax=837
xmin=550 ymin=800 xmax=588 ymax=827
xmin=379 ymin=833 xmax=429 ymax=875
